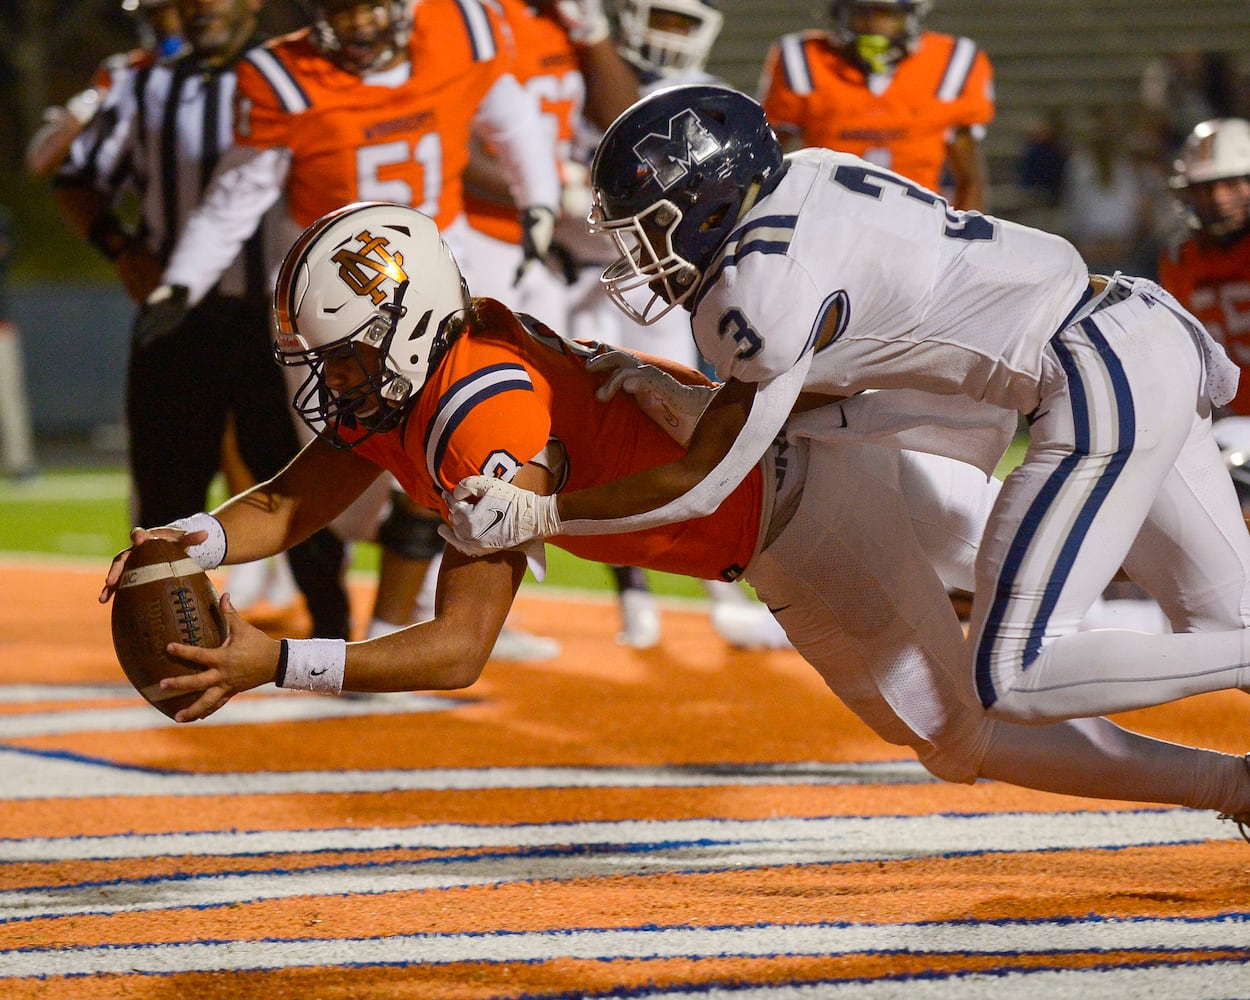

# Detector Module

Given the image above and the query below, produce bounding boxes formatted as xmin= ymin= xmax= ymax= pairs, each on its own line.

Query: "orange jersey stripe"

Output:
xmin=352 ymin=299 xmax=762 ymax=580
xmin=760 ymin=30 xmax=993 ymax=192
xmin=233 ymin=0 xmax=513 ymax=229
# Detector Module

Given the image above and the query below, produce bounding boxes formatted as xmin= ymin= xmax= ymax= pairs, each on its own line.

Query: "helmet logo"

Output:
xmin=633 ymin=109 xmax=722 ymax=191
xmin=332 ymin=229 xmax=408 ymax=306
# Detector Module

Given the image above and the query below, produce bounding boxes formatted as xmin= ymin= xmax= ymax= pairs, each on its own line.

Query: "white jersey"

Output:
xmin=692 ymin=148 xmax=1090 ymax=415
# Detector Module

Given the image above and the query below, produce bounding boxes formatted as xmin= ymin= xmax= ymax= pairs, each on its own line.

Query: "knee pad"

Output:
xmin=377 ymin=490 xmax=445 ymax=561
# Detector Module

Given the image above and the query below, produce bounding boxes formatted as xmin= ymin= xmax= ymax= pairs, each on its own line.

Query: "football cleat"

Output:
xmin=617 ymin=588 xmax=662 ymax=649
xmin=711 ymin=601 xmax=792 ymax=651
xmin=490 ymin=627 xmax=561 ymax=663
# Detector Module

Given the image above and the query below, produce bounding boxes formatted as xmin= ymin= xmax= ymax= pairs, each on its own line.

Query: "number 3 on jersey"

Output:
xmin=357 ymin=134 xmax=443 ymax=217
xmin=720 ymin=308 xmax=763 ymax=360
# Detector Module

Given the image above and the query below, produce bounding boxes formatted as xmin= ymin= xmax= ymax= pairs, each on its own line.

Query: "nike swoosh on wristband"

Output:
xmin=476 ymin=508 xmax=507 ymax=539
xmin=310 ymin=667 xmax=328 ymax=676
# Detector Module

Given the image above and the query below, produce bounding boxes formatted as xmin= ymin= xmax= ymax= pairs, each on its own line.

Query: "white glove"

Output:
xmin=554 ymin=0 xmax=610 ymax=46
xmin=443 ymin=477 xmax=562 ymax=554
xmin=588 ymin=349 xmax=716 ymax=447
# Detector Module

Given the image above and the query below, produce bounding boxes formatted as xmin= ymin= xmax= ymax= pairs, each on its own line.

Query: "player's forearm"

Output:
xmin=553 ymin=365 xmax=808 ymax=536
xmin=53 ymin=183 xmax=113 ymax=246
xmin=474 ymin=74 xmax=562 ymax=210
xmin=578 ymin=38 xmax=641 ymax=130
xmin=211 ymin=439 xmax=380 ymax=562
xmin=342 ymin=548 xmax=523 ymax=692
xmin=555 ymin=377 xmax=753 ymax=524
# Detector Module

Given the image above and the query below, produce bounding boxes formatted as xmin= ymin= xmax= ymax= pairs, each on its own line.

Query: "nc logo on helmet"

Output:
xmin=633 ymin=109 xmax=722 ymax=191
xmin=332 ymin=229 xmax=408 ymax=306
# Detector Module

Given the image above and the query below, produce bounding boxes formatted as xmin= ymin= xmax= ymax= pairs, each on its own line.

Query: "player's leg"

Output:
xmin=972 ymin=292 xmax=1250 ymax=723
xmin=367 ymin=488 xmax=441 ymax=638
xmin=126 ymin=296 xmax=229 ymax=526
xmin=0 ymin=319 xmax=37 ymax=478
xmin=896 ymin=449 xmax=999 ymax=595
xmin=746 ymin=439 xmax=990 ymax=781
xmin=1120 ymin=413 xmax=1250 ymax=633
xmin=749 ymin=439 xmax=1250 ymax=816
xmin=226 ymin=297 xmax=351 ymax=639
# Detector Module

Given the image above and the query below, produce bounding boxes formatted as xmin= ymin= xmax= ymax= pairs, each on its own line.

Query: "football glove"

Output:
xmin=132 ymin=283 xmax=190 ymax=349
xmin=588 ymin=349 xmax=716 ymax=447
xmin=442 ymin=477 xmax=562 ymax=554
xmin=553 ymin=0 xmax=610 ymax=46
xmin=515 ymin=205 xmax=557 ymax=286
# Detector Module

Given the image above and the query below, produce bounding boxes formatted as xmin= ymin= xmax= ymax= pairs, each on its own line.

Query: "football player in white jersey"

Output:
xmin=559 ymin=0 xmax=792 ymax=650
xmin=447 ymin=84 xmax=1250 ymax=838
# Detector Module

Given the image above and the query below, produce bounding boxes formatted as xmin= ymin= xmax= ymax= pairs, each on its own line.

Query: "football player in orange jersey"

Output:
xmin=459 ymin=0 xmax=639 ymax=322
xmin=142 ymin=0 xmax=562 ymax=315
xmin=98 ymin=204 xmax=1250 ymax=844
xmin=1160 ymin=118 xmax=1250 ymax=414
xmin=131 ymin=0 xmax=564 ymax=653
xmin=1161 ymin=118 xmax=1250 ymax=519
xmin=25 ymin=0 xmax=186 ymax=178
xmin=757 ymin=0 xmax=992 ymax=211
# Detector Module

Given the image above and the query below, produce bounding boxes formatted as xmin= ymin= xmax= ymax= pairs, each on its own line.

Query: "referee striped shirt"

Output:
xmin=55 ymin=44 xmax=268 ymax=301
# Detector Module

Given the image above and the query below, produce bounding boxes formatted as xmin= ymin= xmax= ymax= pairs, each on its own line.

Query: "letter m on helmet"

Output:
xmin=632 ymin=109 xmax=723 ymax=191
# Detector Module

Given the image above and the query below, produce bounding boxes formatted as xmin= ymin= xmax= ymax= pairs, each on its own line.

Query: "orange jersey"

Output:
xmin=1158 ymin=233 xmax=1250 ymax=414
xmin=351 ymin=299 xmax=763 ymax=580
xmin=758 ymin=30 xmax=994 ymax=192
xmin=233 ymin=0 xmax=515 ymax=229
xmin=464 ymin=0 xmax=582 ymax=244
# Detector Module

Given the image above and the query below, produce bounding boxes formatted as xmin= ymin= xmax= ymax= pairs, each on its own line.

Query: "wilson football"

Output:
xmin=110 ymin=538 xmax=226 ymax=719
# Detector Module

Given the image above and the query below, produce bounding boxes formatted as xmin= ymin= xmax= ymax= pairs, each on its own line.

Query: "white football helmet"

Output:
xmin=1170 ymin=118 xmax=1250 ymax=240
xmin=616 ymin=0 xmax=724 ymax=78
xmin=273 ymin=202 xmax=470 ymax=448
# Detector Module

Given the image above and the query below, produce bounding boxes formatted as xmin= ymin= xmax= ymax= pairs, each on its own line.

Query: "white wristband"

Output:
xmin=166 ymin=512 xmax=227 ymax=570
xmin=275 ymin=638 xmax=347 ymax=694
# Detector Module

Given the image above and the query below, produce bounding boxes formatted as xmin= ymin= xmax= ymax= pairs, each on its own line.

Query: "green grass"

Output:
xmin=0 ymin=466 xmax=705 ymax=598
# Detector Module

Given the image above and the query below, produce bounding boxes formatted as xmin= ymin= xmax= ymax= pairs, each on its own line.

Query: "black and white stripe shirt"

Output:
xmin=55 ymin=46 xmax=268 ymax=301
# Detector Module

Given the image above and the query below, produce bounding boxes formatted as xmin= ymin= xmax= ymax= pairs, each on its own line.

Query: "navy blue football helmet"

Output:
xmin=588 ymin=84 xmax=784 ymax=324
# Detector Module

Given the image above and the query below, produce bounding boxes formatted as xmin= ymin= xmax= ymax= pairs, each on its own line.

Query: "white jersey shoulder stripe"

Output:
xmin=450 ymin=0 xmax=499 ymax=62
xmin=244 ymin=47 xmax=311 ymax=114
xmin=936 ymin=37 xmax=978 ymax=103
xmin=424 ymin=363 xmax=533 ymax=484
xmin=778 ymin=34 xmax=814 ymax=97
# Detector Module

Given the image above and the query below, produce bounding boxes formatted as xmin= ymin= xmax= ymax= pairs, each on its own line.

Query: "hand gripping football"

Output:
xmin=110 ymin=538 xmax=226 ymax=718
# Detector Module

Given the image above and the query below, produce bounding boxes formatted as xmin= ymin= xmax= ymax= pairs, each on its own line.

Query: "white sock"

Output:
xmin=980 ymin=715 xmax=1250 ymax=814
